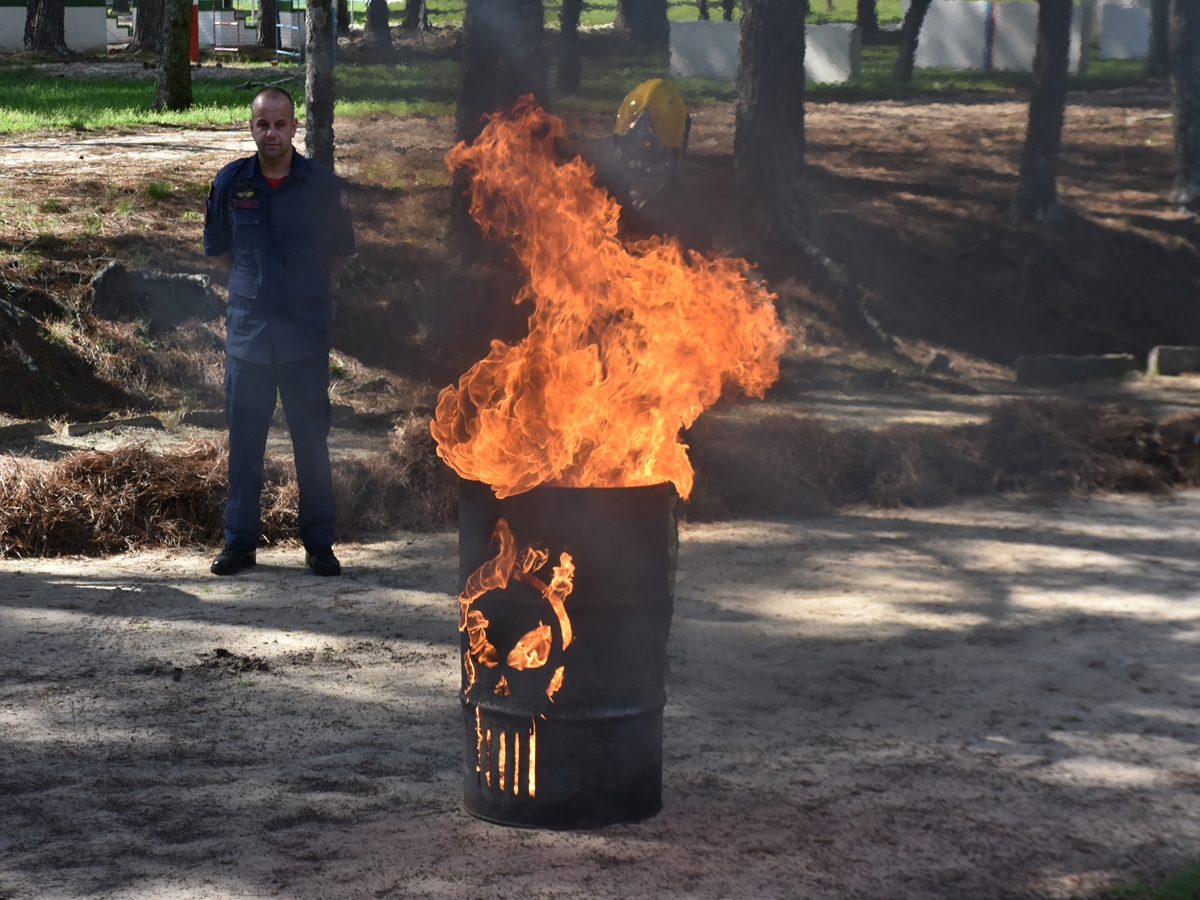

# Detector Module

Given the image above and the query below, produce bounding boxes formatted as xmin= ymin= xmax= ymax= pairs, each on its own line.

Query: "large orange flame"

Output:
xmin=433 ymin=97 xmax=787 ymax=500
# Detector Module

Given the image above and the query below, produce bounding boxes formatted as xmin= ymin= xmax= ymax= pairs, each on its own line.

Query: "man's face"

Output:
xmin=250 ymin=94 xmax=298 ymax=162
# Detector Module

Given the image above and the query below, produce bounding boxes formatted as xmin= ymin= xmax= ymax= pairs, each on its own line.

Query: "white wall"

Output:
xmin=669 ymin=21 xmax=739 ymax=80
xmin=914 ymin=0 xmax=988 ymax=70
xmin=806 ymin=23 xmax=861 ymax=83
xmin=668 ymin=20 xmax=863 ymax=84
xmin=198 ymin=8 xmax=259 ymax=50
xmin=0 ymin=7 xmax=24 ymax=52
xmin=1099 ymin=3 xmax=1150 ymax=59
xmin=65 ymin=6 xmax=108 ymax=53
xmin=912 ymin=0 xmax=1081 ymax=74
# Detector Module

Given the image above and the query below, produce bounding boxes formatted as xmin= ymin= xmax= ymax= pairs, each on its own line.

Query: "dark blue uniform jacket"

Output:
xmin=204 ymin=152 xmax=355 ymax=364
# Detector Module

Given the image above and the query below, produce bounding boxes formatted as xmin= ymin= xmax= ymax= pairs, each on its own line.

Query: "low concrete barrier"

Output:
xmin=65 ymin=416 xmax=166 ymax=437
xmin=0 ymin=421 xmax=53 ymax=442
xmin=1147 ymin=346 xmax=1200 ymax=377
xmin=1014 ymin=353 xmax=1140 ymax=385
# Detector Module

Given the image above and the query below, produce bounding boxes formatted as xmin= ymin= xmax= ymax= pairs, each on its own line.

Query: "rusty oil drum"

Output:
xmin=457 ymin=479 xmax=676 ymax=829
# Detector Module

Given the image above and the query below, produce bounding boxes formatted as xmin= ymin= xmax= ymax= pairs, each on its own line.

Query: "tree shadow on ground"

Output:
xmin=2 ymin=498 xmax=1199 ymax=897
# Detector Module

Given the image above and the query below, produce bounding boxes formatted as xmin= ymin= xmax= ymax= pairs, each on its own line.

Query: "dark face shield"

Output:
xmin=613 ymin=113 xmax=680 ymax=208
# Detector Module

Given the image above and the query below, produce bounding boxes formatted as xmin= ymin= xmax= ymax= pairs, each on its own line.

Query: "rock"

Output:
xmin=344 ymin=376 xmax=389 ymax=394
xmin=331 ymin=404 xmax=358 ymax=429
xmin=1014 ymin=354 xmax=1139 ymax=385
xmin=1147 ymin=346 xmax=1200 ymax=377
xmin=180 ymin=410 xmax=227 ymax=429
xmin=925 ymin=352 xmax=952 ymax=375
xmin=90 ymin=262 xmax=222 ymax=333
xmin=854 ymin=368 xmax=898 ymax=389
xmin=65 ymin=415 xmax=165 ymax=437
xmin=0 ymin=420 xmax=53 ymax=442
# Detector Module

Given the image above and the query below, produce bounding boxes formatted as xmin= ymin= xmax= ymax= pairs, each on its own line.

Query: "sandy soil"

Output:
xmin=3 ymin=491 xmax=1200 ymax=899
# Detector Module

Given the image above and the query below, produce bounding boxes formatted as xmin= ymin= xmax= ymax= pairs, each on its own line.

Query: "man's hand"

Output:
xmin=212 ymin=253 xmax=233 ymax=272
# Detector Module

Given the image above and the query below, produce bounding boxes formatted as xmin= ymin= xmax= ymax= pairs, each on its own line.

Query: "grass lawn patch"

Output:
xmin=0 ymin=68 xmax=249 ymax=131
xmin=1105 ymin=865 xmax=1200 ymax=900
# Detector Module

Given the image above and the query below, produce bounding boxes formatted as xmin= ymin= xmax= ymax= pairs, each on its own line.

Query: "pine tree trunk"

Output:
xmin=1170 ymin=0 xmax=1200 ymax=210
xmin=1148 ymin=0 xmax=1169 ymax=78
xmin=628 ymin=0 xmax=669 ymax=46
xmin=363 ymin=0 xmax=392 ymax=49
xmin=336 ymin=0 xmax=349 ymax=34
xmin=892 ymin=0 xmax=932 ymax=82
xmin=698 ymin=0 xmax=709 ymax=19
xmin=734 ymin=0 xmax=810 ymax=249
xmin=614 ymin=0 xmax=631 ymax=29
xmin=450 ymin=0 xmax=547 ymax=254
xmin=127 ymin=0 xmax=164 ymax=53
xmin=258 ymin=0 xmax=277 ymax=50
xmin=154 ymin=0 xmax=193 ymax=110
xmin=24 ymin=0 xmax=70 ymax=56
xmin=305 ymin=0 xmax=336 ymax=169
xmin=1011 ymin=0 xmax=1072 ymax=222
xmin=721 ymin=0 xmax=735 ymax=21
xmin=402 ymin=0 xmax=426 ymax=30
xmin=557 ymin=0 xmax=582 ymax=95
xmin=857 ymin=0 xmax=877 ymax=36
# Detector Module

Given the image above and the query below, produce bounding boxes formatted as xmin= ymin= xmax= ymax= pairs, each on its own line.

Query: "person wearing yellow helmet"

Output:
xmin=612 ymin=78 xmax=691 ymax=208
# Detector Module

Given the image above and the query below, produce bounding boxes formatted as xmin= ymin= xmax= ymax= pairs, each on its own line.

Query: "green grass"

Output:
xmin=0 ymin=37 xmax=1156 ymax=133
xmin=0 ymin=67 xmax=249 ymax=131
xmin=144 ymin=180 xmax=175 ymax=200
xmin=1104 ymin=865 xmax=1200 ymax=900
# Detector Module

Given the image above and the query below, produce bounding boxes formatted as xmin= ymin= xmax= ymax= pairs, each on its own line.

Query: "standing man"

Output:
xmin=204 ymin=86 xmax=354 ymax=577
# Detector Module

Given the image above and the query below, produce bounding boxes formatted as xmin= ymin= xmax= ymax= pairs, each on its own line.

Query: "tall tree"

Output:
xmin=1170 ymin=0 xmax=1200 ymax=210
xmin=126 ymin=0 xmax=164 ymax=53
xmin=154 ymin=0 xmax=192 ymax=110
xmin=24 ymin=0 xmax=70 ymax=56
xmin=1148 ymin=0 xmax=1169 ymax=77
xmin=449 ymin=0 xmax=547 ymax=251
xmin=306 ymin=0 xmax=336 ymax=169
xmin=363 ymin=0 xmax=392 ymax=49
xmin=558 ymin=0 xmax=583 ymax=94
xmin=721 ymin=0 xmax=735 ymax=21
xmin=1011 ymin=0 xmax=1072 ymax=222
xmin=698 ymin=0 xmax=709 ymax=19
xmin=336 ymin=0 xmax=350 ymax=34
xmin=615 ymin=0 xmax=669 ymax=46
xmin=857 ymin=0 xmax=877 ymax=37
xmin=892 ymin=0 xmax=932 ymax=82
xmin=258 ymin=0 xmax=278 ymax=52
xmin=735 ymin=0 xmax=889 ymax=347
xmin=402 ymin=0 xmax=426 ymax=30
xmin=734 ymin=0 xmax=810 ymax=249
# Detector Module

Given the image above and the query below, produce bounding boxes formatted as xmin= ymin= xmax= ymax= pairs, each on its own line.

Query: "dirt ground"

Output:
xmin=2 ymin=491 xmax=1200 ymax=899
xmin=5 ymin=68 xmax=1200 ymax=898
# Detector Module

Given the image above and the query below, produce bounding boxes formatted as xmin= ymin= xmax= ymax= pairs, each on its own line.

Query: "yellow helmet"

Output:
xmin=613 ymin=79 xmax=690 ymax=207
xmin=614 ymin=78 xmax=689 ymax=151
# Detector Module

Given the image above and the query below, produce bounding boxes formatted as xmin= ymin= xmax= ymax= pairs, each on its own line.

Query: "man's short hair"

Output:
xmin=251 ymin=86 xmax=295 ymax=118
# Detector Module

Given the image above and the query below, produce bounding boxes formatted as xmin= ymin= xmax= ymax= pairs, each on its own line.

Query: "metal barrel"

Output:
xmin=458 ymin=479 xmax=675 ymax=829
